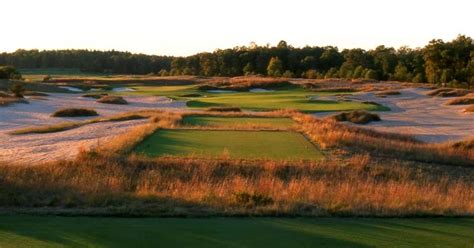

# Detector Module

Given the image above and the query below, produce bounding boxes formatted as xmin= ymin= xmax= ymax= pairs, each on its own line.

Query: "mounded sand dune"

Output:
xmin=0 ymin=93 xmax=186 ymax=164
xmin=315 ymin=88 xmax=474 ymax=143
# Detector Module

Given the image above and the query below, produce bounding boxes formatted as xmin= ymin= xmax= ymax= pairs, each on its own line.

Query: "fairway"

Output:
xmin=116 ymin=85 xmax=388 ymax=112
xmin=186 ymin=89 xmax=387 ymax=112
xmin=0 ymin=216 xmax=472 ymax=248
xmin=181 ymin=116 xmax=295 ymax=128
xmin=133 ymin=129 xmax=322 ymax=160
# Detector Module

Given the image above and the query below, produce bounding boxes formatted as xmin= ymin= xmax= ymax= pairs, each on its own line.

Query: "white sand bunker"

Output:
xmin=59 ymin=86 xmax=84 ymax=92
xmin=315 ymin=88 xmax=474 ymax=143
xmin=112 ymin=87 xmax=136 ymax=92
xmin=0 ymin=93 xmax=187 ymax=164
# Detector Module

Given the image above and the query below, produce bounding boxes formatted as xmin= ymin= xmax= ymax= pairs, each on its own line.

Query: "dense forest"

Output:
xmin=0 ymin=35 xmax=472 ymax=87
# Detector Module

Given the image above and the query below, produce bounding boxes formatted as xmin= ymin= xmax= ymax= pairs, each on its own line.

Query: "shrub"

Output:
xmin=97 ymin=96 xmax=128 ymax=104
xmin=52 ymin=108 xmax=98 ymax=117
xmin=10 ymin=82 xmax=25 ymax=98
xmin=0 ymin=66 xmax=22 ymax=80
xmin=206 ymin=107 xmax=242 ymax=112
xmin=43 ymin=75 xmax=52 ymax=82
xmin=330 ymin=111 xmax=381 ymax=124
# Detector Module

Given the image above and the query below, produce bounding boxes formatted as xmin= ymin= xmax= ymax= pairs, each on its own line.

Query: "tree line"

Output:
xmin=0 ymin=35 xmax=472 ymax=87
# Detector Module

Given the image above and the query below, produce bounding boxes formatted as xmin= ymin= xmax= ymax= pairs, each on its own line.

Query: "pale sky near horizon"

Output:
xmin=1 ymin=0 xmax=473 ymax=56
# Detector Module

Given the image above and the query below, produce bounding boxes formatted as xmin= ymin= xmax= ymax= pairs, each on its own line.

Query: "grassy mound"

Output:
xmin=375 ymin=90 xmax=401 ymax=97
xmin=445 ymin=97 xmax=474 ymax=105
xmin=83 ymin=93 xmax=108 ymax=99
xmin=427 ymin=88 xmax=472 ymax=97
xmin=52 ymin=108 xmax=98 ymax=117
xmin=463 ymin=105 xmax=474 ymax=113
xmin=206 ymin=107 xmax=242 ymax=112
xmin=330 ymin=110 xmax=381 ymax=124
xmin=97 ymin=95 xmax=128 ymax=104
xmin=452 ymin=139 xmax=474 ymax=150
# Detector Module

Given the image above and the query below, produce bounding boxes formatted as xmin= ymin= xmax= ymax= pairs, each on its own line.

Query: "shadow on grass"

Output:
xmin=0 ymin=216 xmax=473 ymax=247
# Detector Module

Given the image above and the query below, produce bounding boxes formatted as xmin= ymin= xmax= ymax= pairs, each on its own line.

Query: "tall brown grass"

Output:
xmin=0 ymin=153 xmax=472 ymax=216
xmin=294 ymin=114 xmax=474 ymax=166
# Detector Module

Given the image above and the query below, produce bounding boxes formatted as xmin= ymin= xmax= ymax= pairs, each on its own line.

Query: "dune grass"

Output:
xmin=445 ymin=97 xmax=474 ymax=105
xmin=182 ymin=116 xmax=295 ymax=129
xmin=0 ymin=216 xmax=472 ymax=248
xmin=97 ymin=95 xmax=128 ymax=104
xmin=10 ymin=113 xmax=146 ymax=135
xmin=329 ymin=110 xmax=381 ymax=124
xmin=133 ymin=129 xmax=322 ymax=160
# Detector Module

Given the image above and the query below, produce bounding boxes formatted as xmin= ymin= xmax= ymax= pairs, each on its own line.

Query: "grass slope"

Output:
xmin=0 ymin=216 xmax=472 ymax=248
xmin=182 ymin=116 xmax=295 ymax=128
xmin=133 ymin=129 xmax=322 ymax=160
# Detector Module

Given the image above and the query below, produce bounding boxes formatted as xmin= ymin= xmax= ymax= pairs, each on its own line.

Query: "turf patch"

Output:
xmin=133 ymin=129 xmax=322 ymax=160
xmin=182 ymin=116 xmax=295 ymax=129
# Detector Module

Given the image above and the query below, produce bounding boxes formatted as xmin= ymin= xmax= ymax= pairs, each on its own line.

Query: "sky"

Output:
xmin=1 ymin=0 xmax=473 ymax=56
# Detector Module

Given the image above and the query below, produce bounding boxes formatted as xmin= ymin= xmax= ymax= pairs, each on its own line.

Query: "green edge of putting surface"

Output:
xmin=0 ymin=216 xmax=473 ymax=248
xmin=181 ymin=116 xmax=296 ymax=128
xmin=133 ymin=129 xmax=323 ymax=160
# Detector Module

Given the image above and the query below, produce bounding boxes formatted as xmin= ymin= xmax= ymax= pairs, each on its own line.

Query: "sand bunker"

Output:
xmin=315 ymin=88 xmax=474 ymax=143
xmin=0 ymin=93 xmax=187 ymax=164
xmin=59 ymin=86 xmax=84 ymax=92
xmin=112 ymin=87 xmax=136 ymax=92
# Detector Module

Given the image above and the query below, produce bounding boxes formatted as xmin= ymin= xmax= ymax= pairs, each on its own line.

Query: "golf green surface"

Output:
xmin=0 ymin=216 xmax=472 ymax=247
xmin=181 ymin=116 xmax=295 ymax=128
xmin=133 ymin=129 xmax=322 ymax=160
xmin=120 ymin=85 xmax=388 ymax=112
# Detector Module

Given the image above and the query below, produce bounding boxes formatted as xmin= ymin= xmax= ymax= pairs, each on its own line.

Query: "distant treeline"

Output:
xmin=0 ymin=35 xmax=472 ymax=87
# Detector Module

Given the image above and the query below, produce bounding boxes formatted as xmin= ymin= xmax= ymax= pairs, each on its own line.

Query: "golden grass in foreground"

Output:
xmin=0 ymin=153 xmax=472 ymax=217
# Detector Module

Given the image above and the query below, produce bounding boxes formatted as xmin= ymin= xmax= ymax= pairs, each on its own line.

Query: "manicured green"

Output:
xmin=182 ymin=116 xmax=295 ymax=128
xmin=121 ymin=85 xmax=388 ymax=112
xmin=134 ymin=129 xmax=322 ymax=160
xmin=0 ymin=216 xmax=472 ymax=248
xmin=187 ymin=89 xmax=387 ymax=112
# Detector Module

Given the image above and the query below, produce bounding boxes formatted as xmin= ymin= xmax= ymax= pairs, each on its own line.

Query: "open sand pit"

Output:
xmin=315 ymin=88 xmax=474 ymax=143
xmin=0 ymin=93 xmax=187 ymax=164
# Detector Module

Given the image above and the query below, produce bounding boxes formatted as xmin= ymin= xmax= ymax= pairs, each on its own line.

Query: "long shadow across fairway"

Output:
xmin=0 ymin=216 xmax=473 ymax=247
